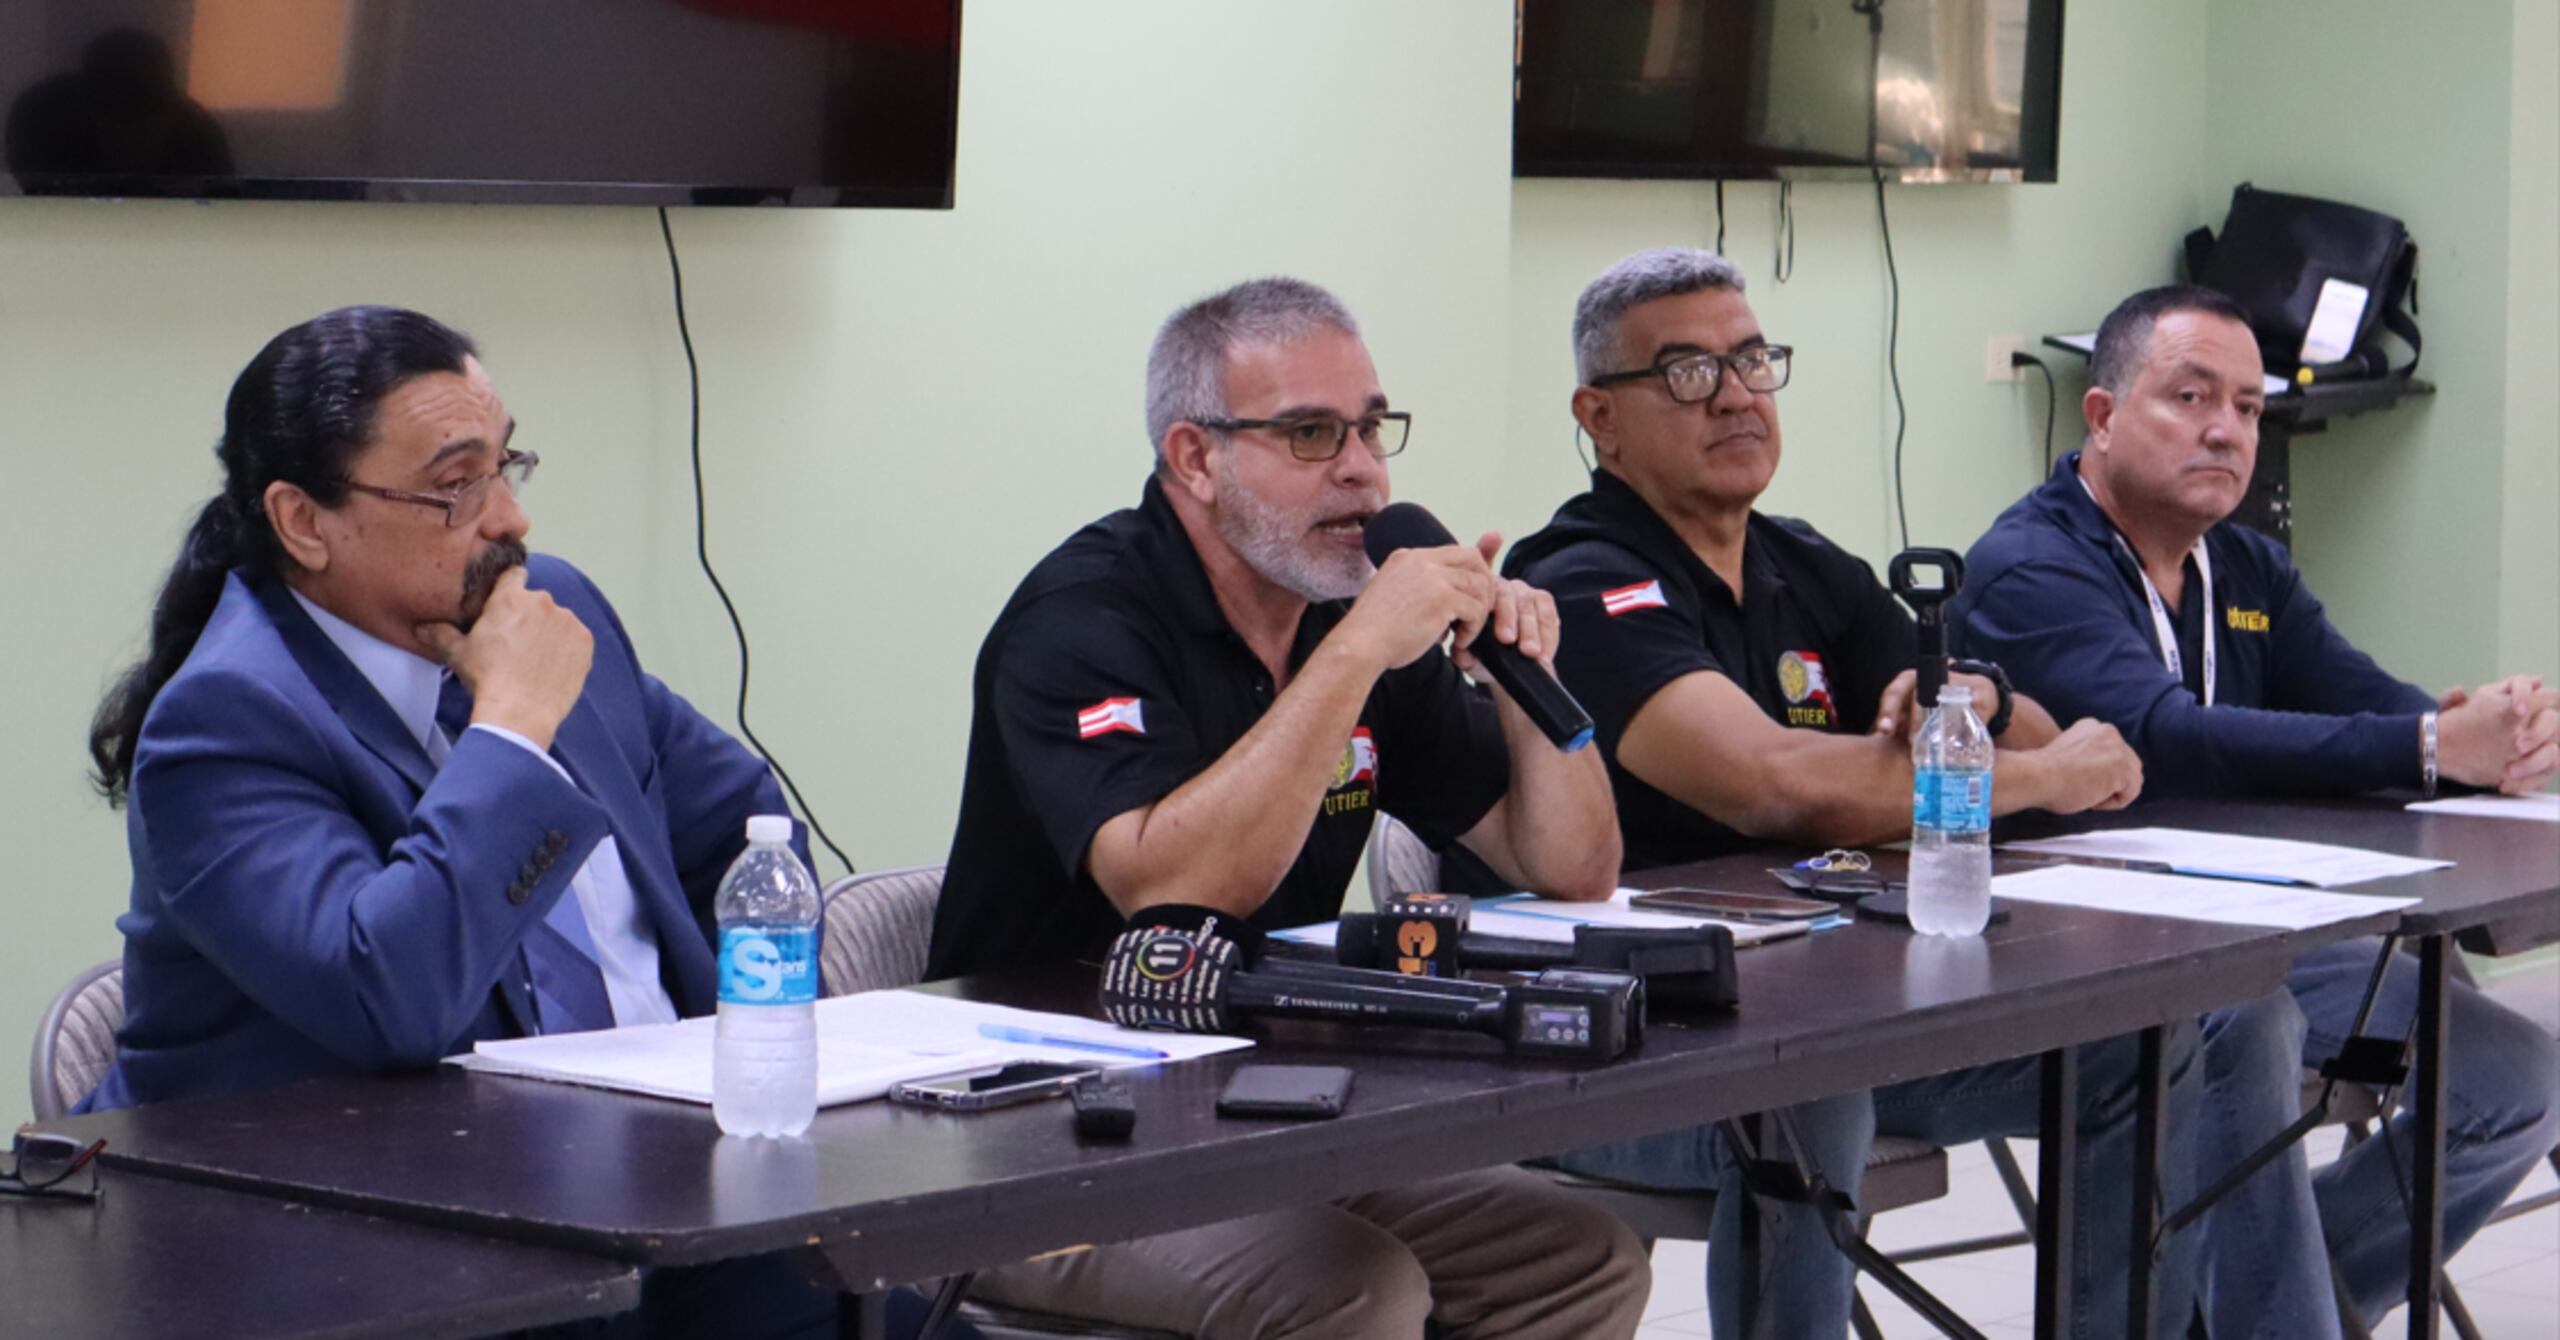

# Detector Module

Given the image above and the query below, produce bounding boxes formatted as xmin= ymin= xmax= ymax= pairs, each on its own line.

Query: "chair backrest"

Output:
xmin=1364 ymin=814 xmax=1442 ymax=906
xmin=29 ymin=960 xmax=122 ymax=1121
xmin=818 ymin=865 xmax=945 ymax=995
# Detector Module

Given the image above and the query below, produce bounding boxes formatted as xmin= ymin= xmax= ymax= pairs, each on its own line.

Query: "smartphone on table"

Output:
xmin=1627 ymin=887 xmax=1839 ymax=921
xmin=889 ymin=1061 xmax=1101 ymax=1112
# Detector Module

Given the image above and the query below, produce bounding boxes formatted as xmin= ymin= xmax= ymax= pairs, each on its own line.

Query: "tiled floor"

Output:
xmin=1635 ymin=1130 xmax=2560 ymax=1338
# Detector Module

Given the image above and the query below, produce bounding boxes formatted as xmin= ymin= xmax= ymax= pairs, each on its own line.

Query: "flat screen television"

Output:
xmin=1 ymin=0 xmax=961 ymax=207
xmin=1515 ymin=0 xmax=2063 ymax=184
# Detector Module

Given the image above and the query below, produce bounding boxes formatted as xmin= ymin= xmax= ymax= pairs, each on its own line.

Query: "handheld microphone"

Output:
xmin=1101 ymin=918 xmax=1504 ymax=1035
xmin=1100 ymin=917 xmax=1640 ymax=1058
xmin=1362 ymin=503 xmax=1595 ymax=752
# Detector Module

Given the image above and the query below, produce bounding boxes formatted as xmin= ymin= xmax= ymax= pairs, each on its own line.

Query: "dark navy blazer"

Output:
xmin=82 ymin=554 xmax=795 ymax=1111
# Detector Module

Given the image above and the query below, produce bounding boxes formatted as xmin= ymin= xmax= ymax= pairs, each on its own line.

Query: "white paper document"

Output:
xmin=2405 ymin=794 xmax=2560 ymax=824
xmin=2001 ymin=827 xmax=2450 ymax=887
xmin=1990 ymin=865 xmax=2417 ymax=930
xmin=452 ymin=988 xmax=1252 ymax=1108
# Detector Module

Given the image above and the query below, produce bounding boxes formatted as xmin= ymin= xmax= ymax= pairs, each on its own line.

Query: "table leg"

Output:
xmin=2406 ymin=938 xmax=2449 ymax=1339
xmin=2126 ymin=1026 xmax=2164 ymax=1340
xmin=2034 ymin=1046 xmax=2077 ymax=1340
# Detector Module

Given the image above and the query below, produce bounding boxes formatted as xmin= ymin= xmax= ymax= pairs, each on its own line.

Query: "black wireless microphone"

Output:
xmin=1362 ymin=503 xmax=1595 ymax=752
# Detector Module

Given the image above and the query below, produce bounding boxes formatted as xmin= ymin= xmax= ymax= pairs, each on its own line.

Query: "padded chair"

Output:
xmin=812 ymin=867 xmax=1184 ymax=1340
xmin=28 ymin=959 xmax=122 ymax=1121
xmin=817 ymin=865 xmax=944 ymax=997
xmin=1366 ymin=818 xmax=1953 ymax=1338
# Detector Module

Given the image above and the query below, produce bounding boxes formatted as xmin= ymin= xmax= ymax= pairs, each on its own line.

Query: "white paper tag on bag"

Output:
xmin=2299 ymin=278 xmax=2371 ymax=365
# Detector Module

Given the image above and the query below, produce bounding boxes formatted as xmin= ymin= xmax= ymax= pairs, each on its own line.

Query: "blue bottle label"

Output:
xmin=718 ymin=924 xmax=818 ymax=1005
xmin=1912 ymin=768 xmax=1992 ymax=833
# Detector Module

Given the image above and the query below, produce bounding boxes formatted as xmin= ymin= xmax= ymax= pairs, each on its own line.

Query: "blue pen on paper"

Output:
xmin=2027 ymin=853 xmax=2323 ymax=890
xmin=2165 ymin=865 xmax=2323 ymax=889
xmin=976 ymin=1022 xmax=1169 ymax=1061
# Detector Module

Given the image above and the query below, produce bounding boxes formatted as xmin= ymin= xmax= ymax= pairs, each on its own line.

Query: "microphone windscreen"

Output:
xmin=1363 ymin=502 xmax=1457 ymax=567
xmin=1099 ymin=921 xmax=1242 ymax=1033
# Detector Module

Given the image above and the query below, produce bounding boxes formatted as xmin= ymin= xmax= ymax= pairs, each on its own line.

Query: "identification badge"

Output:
xmin=1912 ymin=769 xmax=1992 ymax=833
xmin=718 ymin=924 xmax=818 ymax=1005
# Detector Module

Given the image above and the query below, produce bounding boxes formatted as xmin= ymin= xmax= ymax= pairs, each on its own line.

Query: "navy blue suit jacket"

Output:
xmin=83 ymin=555 xmax=797 ymax=1112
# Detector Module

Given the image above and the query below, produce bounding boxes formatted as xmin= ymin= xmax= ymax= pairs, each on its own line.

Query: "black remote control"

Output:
xmin=1072 ymin=1074 xmax=1137 ymax=1140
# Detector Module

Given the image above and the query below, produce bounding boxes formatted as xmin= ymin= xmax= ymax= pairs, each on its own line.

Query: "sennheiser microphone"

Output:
xmin=1362 ymin=503 xmax=1595 ymax=752
xmin=1101 ymin=917 xmax=1506 ymax=1035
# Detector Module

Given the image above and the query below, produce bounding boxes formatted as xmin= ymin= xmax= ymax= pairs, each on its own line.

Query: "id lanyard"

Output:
xmin=2132 ymin=540 xmax=2215 ymax=706
xmin=2079 ymin=478 xmax=2215 ymax=704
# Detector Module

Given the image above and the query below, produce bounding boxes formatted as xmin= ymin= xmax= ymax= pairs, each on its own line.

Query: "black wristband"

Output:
xmin=1949 ymin=658 xmax=2015 ymax=737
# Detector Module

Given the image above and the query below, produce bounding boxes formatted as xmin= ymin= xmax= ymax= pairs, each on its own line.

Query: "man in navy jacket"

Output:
xmin=80 ymin=307 xmax=840 ymax=1339
xmin=1955 ymin=284 xmax=2558 ymax=1332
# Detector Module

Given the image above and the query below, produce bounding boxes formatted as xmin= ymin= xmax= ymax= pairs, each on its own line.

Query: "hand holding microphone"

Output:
xmin=1360 ymin=503 xmax=1594 ymax=752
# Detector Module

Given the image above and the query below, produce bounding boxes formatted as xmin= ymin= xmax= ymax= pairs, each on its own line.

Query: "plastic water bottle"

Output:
xmin=1909 ymin=684 xmax=1994 ymax=936
xmin=714 ymin=815 xmax=820 ymax=1137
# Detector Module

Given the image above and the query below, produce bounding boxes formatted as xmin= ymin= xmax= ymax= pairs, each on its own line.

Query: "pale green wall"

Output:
xmin=0 ymin=0 xmax=1517 ymax=1122
xmin=1505 ymin=0 xmax=2213 ymax=568
xmin=2205 ymin=0 xmax=2553 ymax=694
xmin=2501 ymin=0 xmax=2559 ymax=679
xmin=4 ymin=0 xmax=2550 ymax=1125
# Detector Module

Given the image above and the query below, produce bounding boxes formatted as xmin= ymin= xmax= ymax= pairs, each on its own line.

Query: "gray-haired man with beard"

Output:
xmin=917 ymin=277 xmax=1649 ymax=1339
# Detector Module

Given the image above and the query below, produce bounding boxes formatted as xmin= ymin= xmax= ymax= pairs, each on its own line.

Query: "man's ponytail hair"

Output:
xmin=88 ymin=306 xmax=477 ymax=806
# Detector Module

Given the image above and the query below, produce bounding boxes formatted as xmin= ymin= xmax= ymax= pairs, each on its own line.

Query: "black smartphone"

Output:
xmin=1629 ymin=887 xmax=1838 ymax=921
xmin=889 ymin=1061 xmax=1101 ymax=1112
xmin=1216 ymin=1065 xmax=1355 ymax=1120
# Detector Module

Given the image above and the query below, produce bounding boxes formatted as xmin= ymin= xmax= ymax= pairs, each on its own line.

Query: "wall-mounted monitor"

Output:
xmin=2 ymin=0 xmax=961 ymax=207
xmin=1514 ymin=0 xmax=2063 ymax=184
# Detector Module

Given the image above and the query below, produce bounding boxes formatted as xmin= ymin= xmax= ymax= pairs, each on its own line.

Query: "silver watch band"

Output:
xmin=2421 ymin=711 xmax=2440 ymax=797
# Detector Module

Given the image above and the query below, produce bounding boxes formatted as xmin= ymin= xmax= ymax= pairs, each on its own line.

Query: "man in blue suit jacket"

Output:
xmin=82 ymin=306 xmax=843 ymax=1339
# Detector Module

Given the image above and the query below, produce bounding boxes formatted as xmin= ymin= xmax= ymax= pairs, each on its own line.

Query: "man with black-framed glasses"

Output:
xmin=911 ymin=277 xmax=1648 ymax=1339
xmin=80 ymin=306 xmax=845 ymax=1338
xmin=1503 ymin=249 xmax=2230 ymax=1339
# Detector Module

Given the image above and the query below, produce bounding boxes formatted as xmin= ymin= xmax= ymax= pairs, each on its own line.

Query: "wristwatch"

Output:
xmin=2421 ymin=711 xmax=2440 ymax=797
xmin=1948 ymin=658 xmax=2016 ymax=738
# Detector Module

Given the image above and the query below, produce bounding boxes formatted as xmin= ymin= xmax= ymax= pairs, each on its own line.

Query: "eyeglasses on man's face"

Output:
xmin=1197 ymin=412 xmax=1412 ymax=463
xmin=1590 ymin=345 xmax=1793 ymax=404
xmin=345 ymin=448 xmax=539 ymax=529
xmin=3 ymin=1131 xmax=104 ymax=1203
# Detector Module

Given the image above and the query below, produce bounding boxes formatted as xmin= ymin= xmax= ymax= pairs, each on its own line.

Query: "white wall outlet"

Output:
xmin=1985 ymin=334 xmax=2030 ymax=383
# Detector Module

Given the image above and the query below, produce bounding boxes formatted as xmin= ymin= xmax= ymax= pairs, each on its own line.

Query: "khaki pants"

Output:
xmin=963 ymin=1166 xmax=1650 ymax=1340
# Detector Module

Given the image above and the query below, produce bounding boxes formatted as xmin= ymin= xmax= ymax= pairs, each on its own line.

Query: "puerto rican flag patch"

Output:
xmin=1600 ymin=579 xmax=1669 ymax=617
xmin=1077 ymin=697 xmax=1146 ymax=739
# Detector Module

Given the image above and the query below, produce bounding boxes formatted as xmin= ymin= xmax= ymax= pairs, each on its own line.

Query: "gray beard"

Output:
xmin=1210 ymin=450 xmax=1373 ymax=602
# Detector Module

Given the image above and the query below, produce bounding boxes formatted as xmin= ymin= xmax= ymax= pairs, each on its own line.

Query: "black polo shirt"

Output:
xmin=1505 ymin=470 xmax=1916 ymax=870
xmin=927 ymin=477 xmax=1512 ymax=979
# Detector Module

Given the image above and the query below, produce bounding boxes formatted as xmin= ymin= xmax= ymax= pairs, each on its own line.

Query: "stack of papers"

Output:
xmin=1989 ymin=866 xmax=2416 ymax=930
xmin=451 ymin=989 xmax=1252 ymax=1108
xmin=2406 ymin=794 xmax=2560 ymax=824
xmin=2002 ymin=827 xmax=2450 ymax=887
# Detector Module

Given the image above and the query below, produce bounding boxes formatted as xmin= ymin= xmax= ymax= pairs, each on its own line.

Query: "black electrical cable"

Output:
xmin=657 ymin=206 xmax=856 ymax=875
xmin=2020 ymin=353 xmax=2058 ymax=472
xmin=1873 ymin=168 xmax=1908 ymax=549
xmin=1773 ymin=180 xmax=1796 ymax=282
xmin=1714 ymin=180 xmax=1727 ymax=255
